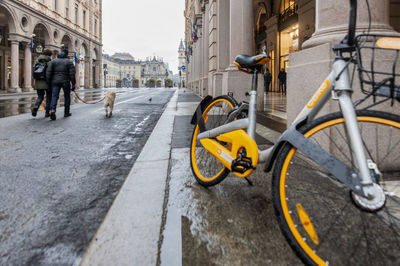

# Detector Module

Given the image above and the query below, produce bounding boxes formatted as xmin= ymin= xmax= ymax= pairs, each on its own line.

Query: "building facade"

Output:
xmin=102 ymin=53 xmax=173 ymax=87
xmin=102 ymin=53 xmax=120 ymax=87
xmin=184 ymin=0 xmax=400 ymax=117
xmin=141 ymin=56 xmax=173 ymax=87
xmin=0 ymin=0 xmax=103 ymax=93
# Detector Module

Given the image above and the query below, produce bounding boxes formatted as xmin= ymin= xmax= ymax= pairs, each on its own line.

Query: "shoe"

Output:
xmin=50 ymin=110 xmax=56 ymax=120
xmin=45 ymin=112 xmax=50 ymax=118
xmin=32 ymin=107 xmax=38 ymax=117
xmin=64 ymin=113 xmax=71 ymax=117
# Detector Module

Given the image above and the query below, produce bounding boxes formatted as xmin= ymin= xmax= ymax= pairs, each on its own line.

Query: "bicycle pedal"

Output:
xmin=231 ymin=155 xmax=256 ymax=174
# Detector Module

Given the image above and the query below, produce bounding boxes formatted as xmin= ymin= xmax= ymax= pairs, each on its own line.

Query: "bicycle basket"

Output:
xmin=355 ymin=34 xmax=400 ymax=103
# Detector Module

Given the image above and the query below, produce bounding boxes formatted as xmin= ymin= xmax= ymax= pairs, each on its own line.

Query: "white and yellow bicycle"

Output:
xmin=189 ymin=0 xmax=400 ymax=265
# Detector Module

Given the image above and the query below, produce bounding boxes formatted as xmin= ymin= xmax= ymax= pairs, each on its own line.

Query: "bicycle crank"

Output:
xmin=199 ymin=129 xmax=258 ymax=178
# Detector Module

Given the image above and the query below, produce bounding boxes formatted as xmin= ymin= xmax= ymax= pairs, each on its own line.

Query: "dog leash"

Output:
xmin=73 ymin=90 xmax=106 ymax=104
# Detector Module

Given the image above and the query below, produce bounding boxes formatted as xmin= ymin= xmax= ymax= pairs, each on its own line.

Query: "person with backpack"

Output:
xmin=46 ymin=48 xmax=76 ymax=120
xmin=32 ymin=49 xmax=53 ymax=117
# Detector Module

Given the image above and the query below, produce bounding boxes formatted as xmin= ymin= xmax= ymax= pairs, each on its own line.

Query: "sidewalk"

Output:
xmin=80 ymin=88 xmax=285 ymax=265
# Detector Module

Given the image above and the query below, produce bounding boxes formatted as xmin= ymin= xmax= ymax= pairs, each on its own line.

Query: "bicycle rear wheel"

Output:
xmin=273 ymin=110 xmax=400 ymax=265
xmin=190 ymin=95 xmax=237 ymax=187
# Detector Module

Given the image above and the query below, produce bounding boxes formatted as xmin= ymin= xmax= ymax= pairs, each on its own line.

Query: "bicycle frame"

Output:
xmin=196 ymin=56 xmax=375 ymax=197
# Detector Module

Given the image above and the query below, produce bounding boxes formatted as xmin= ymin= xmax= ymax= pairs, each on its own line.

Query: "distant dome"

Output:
xmin=112 ymin=52 xmax=135 ymax=60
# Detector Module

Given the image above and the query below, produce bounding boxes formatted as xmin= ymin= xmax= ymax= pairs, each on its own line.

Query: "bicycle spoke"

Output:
xmin=275 ymin=111 xmax=400 ymax=265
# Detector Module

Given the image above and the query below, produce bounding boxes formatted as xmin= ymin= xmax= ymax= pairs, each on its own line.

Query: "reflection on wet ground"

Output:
xmin=0 ymin=89 xmax=128 ymax=118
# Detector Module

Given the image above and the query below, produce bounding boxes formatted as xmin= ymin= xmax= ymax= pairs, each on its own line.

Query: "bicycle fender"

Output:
xmin=190 ymin=95 xmax=213 ymax=126
xmin=265 ymin=123 xmax=366 ymax=197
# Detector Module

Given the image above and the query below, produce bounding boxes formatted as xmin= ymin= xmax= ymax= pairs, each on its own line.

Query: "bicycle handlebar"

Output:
xmin=347 ymin=0 xmax=357 ymax=46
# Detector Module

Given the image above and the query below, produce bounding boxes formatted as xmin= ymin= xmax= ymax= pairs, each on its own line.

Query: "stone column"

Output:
xmin=303 ymin=0 xmax=394 ymax=49
xmin=197 ymin=25 xmax=203 ymax=95
xmin=228 ymin=0 xmax=253 ymax=66
xmin=95 ymin=61 xmax=100 ymax=88
xmin=85 ymin=56 xmax=90 ymax=89
xmin=75 ymin=63 xmax=80 ymax=88
xmin=3 ymin=52 xmax=9 ymax=91
xmin=222 ymin=0 xmax=264 ymax=110
xmin=89 ymin=59 xmax=93 ymax=89
xmin=212 ymin=0 xmax=230 ymax=97
xmin=288 ymin=0 xmax=398 ymax=126
xmin=23 ymin=43 xmax=33 ymax=92
xmin=9 ymin=40 xmax=21 ymax=93
xmin=202 ymin=3 xmax=209 ymax=97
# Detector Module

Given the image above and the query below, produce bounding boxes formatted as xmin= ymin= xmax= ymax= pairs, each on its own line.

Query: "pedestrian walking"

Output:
xmin=46 ymin=48 xmax=76 ymax=120
xmin=32 ymin=49 xmax=52 ymax=117
xmin=264 ymin=68 xmax=272 ymax=94
xmin=278 ymin=68 xmax=287 ymax=95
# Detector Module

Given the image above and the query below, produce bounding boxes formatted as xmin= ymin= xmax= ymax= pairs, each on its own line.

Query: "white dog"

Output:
xmin=104 ymin=91 xmax=116 ymax=118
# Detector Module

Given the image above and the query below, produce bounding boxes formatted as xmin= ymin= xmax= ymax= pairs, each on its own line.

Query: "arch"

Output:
xmin=61 ymin=34 xmax=72 ymax=50
xmin=80 ymin=42 xmax=88 ymax=56
xmin=92 ymin=47 xmax=98 ymax=60
xmin=32 ymin=22 xmax=51 ymax=47
xmin=256 ymin=5 xmax=267 ymax=35
xmin=0 ymin=4 xmax=17 ymax=33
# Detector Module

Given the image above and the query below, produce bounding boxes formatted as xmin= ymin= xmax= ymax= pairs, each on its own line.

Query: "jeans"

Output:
xmin=50 ymin=83 xmax=71 ymax=114
xmin=265 ymin=82 xmax=270 ymax=94
xmin=34 ymin=87 xmax=52 ymax=113
xmin=280 ymin=80 xmax=286 ymax=94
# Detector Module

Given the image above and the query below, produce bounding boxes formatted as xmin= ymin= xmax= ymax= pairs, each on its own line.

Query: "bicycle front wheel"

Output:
xmin=190 ymin=95 xmax=237 ymax=187
xmin=273 ymin=110 xmax=400 ymax=265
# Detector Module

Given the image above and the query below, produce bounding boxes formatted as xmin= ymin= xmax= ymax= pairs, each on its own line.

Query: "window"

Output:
xmin=83 ymin=10 xmax=86 ymax=29
xmin=65 ymin=0 xmax=69 ymax=18
xmin=54 ymin=0 xmax=58 ymax=11
xmin=94 ymin=19 xmax=97 ymax=35
xmin=75 ymin=4 xmax=78 ymax=24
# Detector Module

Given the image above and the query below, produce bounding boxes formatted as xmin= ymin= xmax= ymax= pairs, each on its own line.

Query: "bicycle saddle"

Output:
xmin=234 ymin=54 xmax=270 ymax=69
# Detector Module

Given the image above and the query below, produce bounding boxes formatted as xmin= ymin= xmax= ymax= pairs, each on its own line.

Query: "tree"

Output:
xmin=116 ymin=78 xmax=122 ymax=88
xmin=164 ymin=78 xmax=173 ymax=88
xmin=146 ymin=78 xmax=156 ymax=88
xmin=133 ymin=78 xmax=139 ymax=88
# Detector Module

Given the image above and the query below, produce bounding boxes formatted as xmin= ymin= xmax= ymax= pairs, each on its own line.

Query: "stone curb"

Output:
xmin=79 ymin=89 xmax=179 ymax=266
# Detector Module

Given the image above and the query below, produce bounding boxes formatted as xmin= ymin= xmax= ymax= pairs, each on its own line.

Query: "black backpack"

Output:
xmin=33 ymin=61 xmax=47 ymax=80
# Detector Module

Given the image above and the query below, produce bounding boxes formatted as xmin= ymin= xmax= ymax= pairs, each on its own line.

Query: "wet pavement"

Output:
xmin=0 ymin=87 xmax=175 ymax=265
xmin=159 ymin=90 xmax=301 ymax=265
xmin=0 ymin=88 xmax=133 ymax=118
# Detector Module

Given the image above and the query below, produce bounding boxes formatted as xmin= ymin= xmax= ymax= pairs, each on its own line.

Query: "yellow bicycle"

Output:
xmin=190 ymin=0 xmax=400 ymax=265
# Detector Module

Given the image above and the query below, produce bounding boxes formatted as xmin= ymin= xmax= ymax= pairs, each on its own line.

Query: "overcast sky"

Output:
xmin=102 ymin=0 xmax=185 ymax=75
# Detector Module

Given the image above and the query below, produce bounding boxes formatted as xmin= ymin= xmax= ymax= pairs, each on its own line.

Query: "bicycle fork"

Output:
xmin=334 ymin=60 xmax=386 ymax=210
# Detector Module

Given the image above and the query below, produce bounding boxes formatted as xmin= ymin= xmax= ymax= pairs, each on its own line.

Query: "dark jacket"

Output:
xmin=264 ymin=72 xmax=272 ymax=83
xmin=34 ymin=54 xmax=51 ymax=90
xmin=278 ymin=71 xmax=286 ymax=82
xmin=46 ymin=52 xmax=76 ymax=87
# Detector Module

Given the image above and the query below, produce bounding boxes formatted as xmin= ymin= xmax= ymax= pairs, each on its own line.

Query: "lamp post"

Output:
xmin=103 ymin=63 xmax=108 ymax=88
xmin=32 ymin=34 xmax=44 ymax=54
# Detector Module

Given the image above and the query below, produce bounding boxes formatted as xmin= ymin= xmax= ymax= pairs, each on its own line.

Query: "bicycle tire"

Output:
xmin=190 ymin=95 xmax=237 ymax=187
xmin=272 ymin=110 xmax=400 ymax=265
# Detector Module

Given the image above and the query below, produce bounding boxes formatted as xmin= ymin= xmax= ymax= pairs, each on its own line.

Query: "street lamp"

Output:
xmin=32 ymin=34 xmax=43 ymax=53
